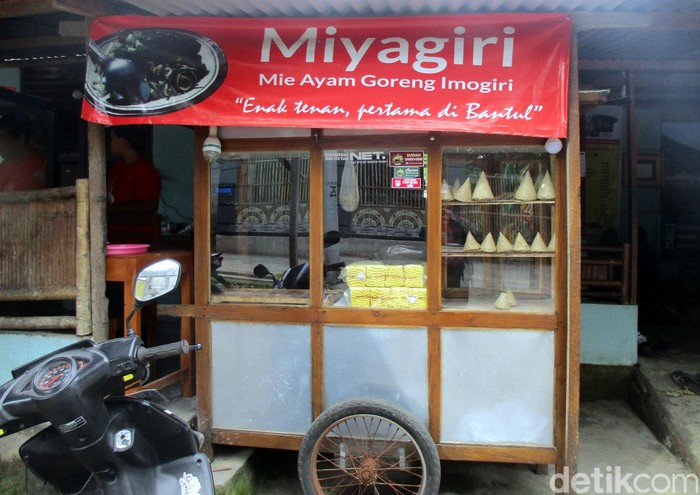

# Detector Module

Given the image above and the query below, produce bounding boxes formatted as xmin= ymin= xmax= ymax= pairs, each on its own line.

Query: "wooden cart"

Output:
xmin=189 ymin=129 xmax=581 ymax=493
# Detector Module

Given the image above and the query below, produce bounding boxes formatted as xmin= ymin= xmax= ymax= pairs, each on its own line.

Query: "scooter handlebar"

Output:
xmin=136 ymin=340 xmax=201 ymax=364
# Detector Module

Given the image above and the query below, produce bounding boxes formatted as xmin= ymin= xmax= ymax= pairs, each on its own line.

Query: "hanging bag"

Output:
xmin=338 ymin=160 xmax=359 ymax=212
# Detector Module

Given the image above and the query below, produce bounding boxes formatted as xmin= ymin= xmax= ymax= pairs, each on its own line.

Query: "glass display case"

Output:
xmin=441 ymin=147 xmax=557 ymax=312
xmin=199 ymin=130 xmax=574 ymax=471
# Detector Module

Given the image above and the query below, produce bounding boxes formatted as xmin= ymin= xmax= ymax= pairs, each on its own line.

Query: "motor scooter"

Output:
xmin=0 ymin=259 xmax=214 ymax=495
xmin=253 ymin=231 xmax=344 ymax=289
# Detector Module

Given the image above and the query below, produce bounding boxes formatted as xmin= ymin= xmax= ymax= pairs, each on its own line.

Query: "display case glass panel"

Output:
xmin=441 ymin=147 xmax=556 ymax=312
xmin=322 ymin=149 xmax=427 ymax=308
xmin=210 ymin=151 xmax=311 ymax=305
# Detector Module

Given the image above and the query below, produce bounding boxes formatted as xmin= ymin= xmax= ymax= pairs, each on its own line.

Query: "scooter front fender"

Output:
xmin=20 ymin=397 xmax=215 ymax=494
xmin=68 ymin=453 xmax=215 ymax=495
xmin=88 ymin=452 xmax=215 ymax=495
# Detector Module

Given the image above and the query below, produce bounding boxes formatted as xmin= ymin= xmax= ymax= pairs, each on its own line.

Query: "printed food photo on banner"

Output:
xmin=85 ymin=28 xmax=227 ymax=116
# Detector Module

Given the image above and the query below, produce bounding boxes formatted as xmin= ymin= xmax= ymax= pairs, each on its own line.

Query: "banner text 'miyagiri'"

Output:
xmin=261 ymin=25 xmax=516 ymax=74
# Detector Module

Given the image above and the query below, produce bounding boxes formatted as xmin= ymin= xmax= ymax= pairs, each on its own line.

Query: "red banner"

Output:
xmin=82 ymin=14 xmax=571 ymax=137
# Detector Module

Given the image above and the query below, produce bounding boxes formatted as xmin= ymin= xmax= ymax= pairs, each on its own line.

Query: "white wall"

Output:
xmin=581 ymin=303 xmax=638 ymax=365
xmin=0 ymin=332 xmax=82 ymax=382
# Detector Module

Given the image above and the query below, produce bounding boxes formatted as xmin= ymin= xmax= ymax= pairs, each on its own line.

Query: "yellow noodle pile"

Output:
xmin=344 ymin=262 xmax=427 ymax=308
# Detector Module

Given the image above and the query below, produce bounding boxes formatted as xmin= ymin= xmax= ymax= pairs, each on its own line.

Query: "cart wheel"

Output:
xmin=298 ymin=398 xmax=440 ymax=494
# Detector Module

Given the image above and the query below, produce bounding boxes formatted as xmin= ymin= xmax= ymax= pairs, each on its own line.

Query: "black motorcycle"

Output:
xmin=0 ymin=259 xmax=214 ymax=495
xmin=253 ymin=231 xmax=344 ymax=289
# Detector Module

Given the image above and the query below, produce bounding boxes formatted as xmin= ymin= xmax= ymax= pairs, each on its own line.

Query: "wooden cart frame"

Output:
xmin=189 ymin=119 xmax=581 ymax=476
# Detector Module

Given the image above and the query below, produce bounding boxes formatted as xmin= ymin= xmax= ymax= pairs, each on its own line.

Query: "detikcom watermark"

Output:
xmin=550 ymin=467 xmax=700 ymax=494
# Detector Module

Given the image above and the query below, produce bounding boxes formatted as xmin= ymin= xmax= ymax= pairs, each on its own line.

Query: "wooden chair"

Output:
xmin=581 ymin=244 xmax=631 ymax=304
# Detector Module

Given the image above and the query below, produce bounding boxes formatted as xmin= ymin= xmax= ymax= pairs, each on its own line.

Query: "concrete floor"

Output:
xmin=440 ymin=400 xmax=695 ymax=494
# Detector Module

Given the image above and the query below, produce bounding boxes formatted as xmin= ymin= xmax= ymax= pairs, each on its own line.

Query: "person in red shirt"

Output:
xmin=0 ymin=115 xmax=46 ymax=192
xmin=106 ymin=125 xmax=161 ymax=244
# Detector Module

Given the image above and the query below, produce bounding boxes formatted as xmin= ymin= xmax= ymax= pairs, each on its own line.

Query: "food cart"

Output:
xmin=82 ymin=12 xmax=580 ymax=493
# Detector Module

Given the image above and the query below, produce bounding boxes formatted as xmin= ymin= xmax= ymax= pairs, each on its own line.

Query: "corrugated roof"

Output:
xmin=581 ymin=29 xmax=700 ymax=61
xmin=117 ymin=0 xmax=700 ymax=17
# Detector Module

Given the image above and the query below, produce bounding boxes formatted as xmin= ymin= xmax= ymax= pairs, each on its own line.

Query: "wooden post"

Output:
xmin=626 ymin=70 xmax=639 ymax=305
xmin=288 ymin=157 xmax=299 ymax=268
xmin=88 ymin=122 xmax=109 ymax=341
xmin=75 ymin=179 xmax=92 ymax=336
xmin=563 ymin=30 xmax=582 ymax=478
xmin=194 ymin=126 xmax=214 ymax=458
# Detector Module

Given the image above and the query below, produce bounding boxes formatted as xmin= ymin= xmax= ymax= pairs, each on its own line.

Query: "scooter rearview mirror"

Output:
xmin=253 ymin=264 xmax=271 ymax=278
xmin=133 ymin=259 xmax=182 ymax=303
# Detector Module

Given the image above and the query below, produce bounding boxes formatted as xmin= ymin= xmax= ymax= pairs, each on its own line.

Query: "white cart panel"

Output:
xmin=440 ymin=329 xmax=554 ymax=446
xmin=324 ymin=325 xmax=429 ymax=426
xmin=211 ymin=321 xmax=312 ymax=433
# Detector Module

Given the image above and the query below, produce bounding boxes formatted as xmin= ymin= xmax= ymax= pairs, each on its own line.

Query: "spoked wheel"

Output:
xmin=298 ymin=398 xmax=440 ymax=494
